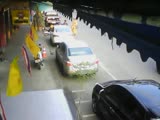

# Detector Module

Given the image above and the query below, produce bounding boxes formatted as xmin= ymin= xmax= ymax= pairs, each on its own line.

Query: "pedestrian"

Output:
xmin=71 ymin=19 xmax=78 ymax=36
xmin=49 ymin=24 xmax=54 ymax=32
xmin=34 ymin=50 xmax=43 ymax=67
xmin=37 ymin=50 xmax=43 ymax=62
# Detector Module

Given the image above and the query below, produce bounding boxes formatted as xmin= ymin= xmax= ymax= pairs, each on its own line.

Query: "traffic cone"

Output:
xmin=42 ymin=47 xmax=47 ymax=58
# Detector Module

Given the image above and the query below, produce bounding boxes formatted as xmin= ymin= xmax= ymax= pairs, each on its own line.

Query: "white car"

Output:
xmin=45 ymin=11 xmax=58 ymax=16
xmin=55 ymin=40 xmax=99 ymax=76
xmin=50 ymin=25 xmax=73 ymax=46
xmin=45 ymin=11 xmax=60 ymax=26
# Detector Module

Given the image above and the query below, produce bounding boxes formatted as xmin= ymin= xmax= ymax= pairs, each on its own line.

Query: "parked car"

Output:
xmin=55 ymin=40 xmax=99 ymax=76
xmin=50 ymin=25 xmax=73 ymax=46
xmin=92 ymin=79 xmax=160 ymax=120
xmin=45 ymin=11 xmax=60 ymax=26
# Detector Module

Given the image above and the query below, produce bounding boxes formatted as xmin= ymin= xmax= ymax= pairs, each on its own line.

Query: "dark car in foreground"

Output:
xmin=92 ymin=80 xmax=160 ymax=120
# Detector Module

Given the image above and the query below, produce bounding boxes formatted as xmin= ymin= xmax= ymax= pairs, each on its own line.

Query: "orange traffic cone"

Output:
xmin=42 ymin=47 xmax=47 ymax=58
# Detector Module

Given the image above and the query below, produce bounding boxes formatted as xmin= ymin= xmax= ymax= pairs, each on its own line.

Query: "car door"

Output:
xmin=106 ymin=85 xmax=145 ymax=120
xmin=99 ymin=86 xmax=126 ymax=120
xmin=112 ymin=87 xmax=145 ymax=120
xmin=98 ymin=89 xmax=120 ymax=120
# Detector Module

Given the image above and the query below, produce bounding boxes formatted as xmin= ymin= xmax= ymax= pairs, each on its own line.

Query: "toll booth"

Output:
xmin=10 ymin=2 xmax=30 ymax=25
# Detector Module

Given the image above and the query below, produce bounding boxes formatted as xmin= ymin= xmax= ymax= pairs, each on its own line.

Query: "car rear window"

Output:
xmin=127 ymin=84 xmax=160 ymax=116
xmin=55 ymin=27 xmax=70 ymax=32
xmin=68 ymin=47 xmax=93 ymax=56
xmin=46 ymin=12 xmax=57 ymax=16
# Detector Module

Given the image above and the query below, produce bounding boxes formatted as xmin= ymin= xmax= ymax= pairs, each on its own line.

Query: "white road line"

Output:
xmin=75 ymin=100 xmax=91 ymax=104
xmin=99 ymin=62 xmax=117 ymax=80
xmin=82 ymin=114 xmax=96 ymax=118
xmin=72 ymin=90 xmax=85 ymax=93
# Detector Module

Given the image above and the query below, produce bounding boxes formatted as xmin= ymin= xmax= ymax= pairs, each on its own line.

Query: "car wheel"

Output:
xmin=38 ymin=64 xmax=41 ymax=70
xmin=61 ymin=64 xmax=67 ymax=76
xmin=50 ymin=37 xmax=54 ymax=46
xmin=92 ymin=95 xmax=98 ymax=114
xmin=55 ymin=52 xmax=58 ymax=63
xmin=156 ymin=61 xmax=160 ymax=74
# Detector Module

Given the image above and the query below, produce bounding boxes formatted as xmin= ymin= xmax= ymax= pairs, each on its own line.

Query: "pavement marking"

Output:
xmin=72 ymin=89 xmax=85 ymax=93
xmin=75 ymin=100 xmax=91 ymax=104
xmin=82 ymin=114 xmax=96 ymax=118
xmin=99 ymin=62 xmax=117 ymax=80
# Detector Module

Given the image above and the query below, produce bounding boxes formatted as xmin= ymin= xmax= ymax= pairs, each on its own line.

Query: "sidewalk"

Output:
xmin=0 ymin=25 xmax=58 ymax=92
xmin=0 ymin=25 xmax=30 ymax=92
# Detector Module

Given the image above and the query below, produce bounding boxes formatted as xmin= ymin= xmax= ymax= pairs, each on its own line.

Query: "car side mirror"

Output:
xmin=99 ymin=89 xmax=104 ymax=94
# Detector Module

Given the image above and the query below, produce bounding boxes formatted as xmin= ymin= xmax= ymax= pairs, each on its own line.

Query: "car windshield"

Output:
xmin=68 ymin=47 xmax=93 ymax=56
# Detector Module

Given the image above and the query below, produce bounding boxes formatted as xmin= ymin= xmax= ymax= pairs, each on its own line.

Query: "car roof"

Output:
xmin=100 ymin=80 xmax=160 ymax=116
xmin=63 ymin=40 xmax=89 ymax=48
xmin=1 ymin=89 xmax=78 ymax=120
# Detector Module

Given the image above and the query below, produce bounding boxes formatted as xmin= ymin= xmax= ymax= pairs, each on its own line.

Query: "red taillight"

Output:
xmin=66 ymin=61 xmax=72 ymax=66
xmin=95 ymin=59 xmax=99 ymax=64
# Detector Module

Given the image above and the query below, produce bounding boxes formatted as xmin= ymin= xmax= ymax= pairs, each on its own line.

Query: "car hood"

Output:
xmin=68 ymin=55 xmax=97 ymax=64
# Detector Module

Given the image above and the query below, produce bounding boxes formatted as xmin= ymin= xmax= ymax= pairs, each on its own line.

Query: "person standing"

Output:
xmin=49 ymin=24 xmax=54 ymax=32
xmin=71 ymin=19 xmax=78 ymax=36
xmin=71 ymin=9 xmax=78 ymax=36
xmin=37 ymin=51 xmax=43 ymax=62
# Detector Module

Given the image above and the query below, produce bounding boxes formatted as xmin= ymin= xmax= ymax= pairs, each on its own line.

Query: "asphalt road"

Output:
xmin=37 ymin=33 xmax=111 ymax=120
xmin=0 ymin=26 xmax=111 ymax=120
